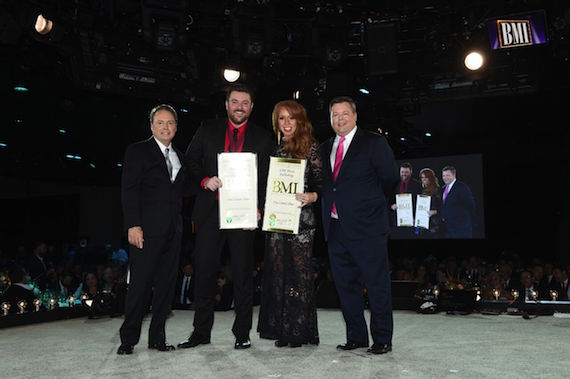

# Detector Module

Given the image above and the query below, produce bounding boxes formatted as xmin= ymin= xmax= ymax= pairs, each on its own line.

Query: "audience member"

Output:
xmin=551 ymin=266 xmax=569 ymax=300
xmin=174 ymin=262 xmax=195 ymax=310
xmin=27 ymin=241 xmax=49 ymax=290
xmin=0 ymin=266 xmax=39 ymax=313
xmin=215 ymin=272 xmax=233 ymax=311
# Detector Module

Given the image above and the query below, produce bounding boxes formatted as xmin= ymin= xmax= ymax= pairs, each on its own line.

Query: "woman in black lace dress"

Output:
xmin=257 ymin=100 xmax=322 ymax=348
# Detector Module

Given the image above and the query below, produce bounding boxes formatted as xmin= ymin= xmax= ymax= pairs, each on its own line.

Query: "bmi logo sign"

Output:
xmin=496 ymin=19 xmax=532 ymax=48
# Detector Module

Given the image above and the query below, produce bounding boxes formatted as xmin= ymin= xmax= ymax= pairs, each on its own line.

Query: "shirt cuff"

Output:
xmin=201 ymin=177 xmax=209 ymax=190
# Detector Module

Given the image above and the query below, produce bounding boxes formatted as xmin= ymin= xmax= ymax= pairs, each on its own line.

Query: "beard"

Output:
xmin=228 ymin=110 xmax=249 ymax=125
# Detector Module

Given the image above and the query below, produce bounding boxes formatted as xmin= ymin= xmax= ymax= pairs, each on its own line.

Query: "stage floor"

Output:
xmin=1 ymin=307 xmax=568 ymax=378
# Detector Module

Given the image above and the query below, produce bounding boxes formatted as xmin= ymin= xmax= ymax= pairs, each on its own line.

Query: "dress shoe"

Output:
xmin=148 ymin=342 xmax=176 ymax=351
xmin=177 ymin=333 xmax=210 ymax=349
xmin=234 ymin=338 xmax=251 ymax=349
xmin=274 ymin=339 xmax=288 ymax=347
xmin=117 ymin=345 xmax=133 ymax=355
xmin=367 ymin=344 xmax=392 ymax=355
xmin=336 ymin=341 xmax=369 ymax=350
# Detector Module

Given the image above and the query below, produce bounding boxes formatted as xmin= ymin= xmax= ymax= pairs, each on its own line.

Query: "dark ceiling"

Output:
xmin=1 ymin=0 xmax=570 ymax=186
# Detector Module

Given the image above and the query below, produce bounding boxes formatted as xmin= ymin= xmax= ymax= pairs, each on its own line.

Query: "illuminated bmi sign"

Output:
xmin=496 ymin=20 xmax=532 ymax=48
xmin=487 ymin=10 xmax=548 ymax=50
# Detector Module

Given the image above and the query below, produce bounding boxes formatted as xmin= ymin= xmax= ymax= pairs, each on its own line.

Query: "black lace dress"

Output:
xmin=257 ymin=141 xmax=323 ymax=345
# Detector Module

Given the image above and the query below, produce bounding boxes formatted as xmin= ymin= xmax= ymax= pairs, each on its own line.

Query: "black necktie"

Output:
xmin=233 ymin=128 xmax=238 ymax=144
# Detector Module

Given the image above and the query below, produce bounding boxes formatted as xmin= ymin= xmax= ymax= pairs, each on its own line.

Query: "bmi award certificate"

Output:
xmin=262 ymin=156 xmax=306 ymax=234
xmin=396 ymin=193 xmax=414 ymax=227
xmin=217 ymin=152 xmax=258 ymax=229
xmin=414 ymin=194 xmax=432 ymax=229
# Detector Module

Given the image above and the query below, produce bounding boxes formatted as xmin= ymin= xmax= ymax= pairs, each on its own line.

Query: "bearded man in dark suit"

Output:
xmin=179 ymin=84 xmax=273 ymax=350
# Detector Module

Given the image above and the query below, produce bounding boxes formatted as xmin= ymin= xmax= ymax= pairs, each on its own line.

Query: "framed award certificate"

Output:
xmin=414 ymin=194 xmax=432 ymax=229
xmin=396 ymin=193 xmax=414 ymax=227
xmin=218 ymin=152 xmax=258 ymax=229
xmin=262 ymin=156 xmax=306 ymax=234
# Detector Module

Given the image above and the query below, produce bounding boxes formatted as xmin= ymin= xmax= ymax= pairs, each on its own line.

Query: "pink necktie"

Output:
xmin=443 ymin=185 xmax=450 ymax=203
xmin=331 ymin=136 xmax=345 ymax=217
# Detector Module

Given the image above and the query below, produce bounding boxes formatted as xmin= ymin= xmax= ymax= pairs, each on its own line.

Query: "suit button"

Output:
xmin=332 ymin=188 xmax=336 ymax=192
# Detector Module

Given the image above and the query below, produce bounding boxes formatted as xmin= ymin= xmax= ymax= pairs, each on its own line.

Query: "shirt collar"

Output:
xmin=153 ymin=137 xmax=172 ymax=154
xmin=335 ymin=125 xmax=357 ymax=144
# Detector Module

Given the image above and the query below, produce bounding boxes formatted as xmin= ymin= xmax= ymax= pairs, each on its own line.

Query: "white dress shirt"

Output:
xmin=154 ymin=137 xmax=182 ymax=181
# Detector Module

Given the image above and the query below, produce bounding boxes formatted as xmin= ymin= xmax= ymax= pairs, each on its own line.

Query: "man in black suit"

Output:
xmin=117 ymin=104 xmax=185 ymax=355
xmin=1 ymin=266 xmax=39 ymax=313
xmin=389 ymin=162 xmax=423 ymax=238
xmin=173 ymin=262 xmax=195 ymax=310
xmin=321 ymin=96 xmax=399 ymax=355
xmin=27 ymin=241 xmax=48 ymax=290
xmin=439 ymin=166 xmax=475 ymax=238
xmin=179 ymin=84 xmax=273 ymax=350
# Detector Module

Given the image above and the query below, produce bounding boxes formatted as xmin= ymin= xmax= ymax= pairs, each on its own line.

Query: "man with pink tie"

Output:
xmin=320 ymin=96 xmax=399 ymax=355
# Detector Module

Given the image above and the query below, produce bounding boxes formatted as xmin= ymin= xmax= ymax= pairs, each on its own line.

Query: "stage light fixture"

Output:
xmin=293 ymin=90 xmax=300 ymax=99
xmin=400 ymin=137 xmax=406 ymax=141
xmin=13 ymin=86 xmax=28 ymax=92
xmin=425 ymin=132 xmax=432 ymax=137
xmin=58 ymin=129 xmax=66 ymax=134
xmin=0 ymin=142 xmax=7 ymax=148
xmin=180 ymin=108 xmax=189 ymax=113
xmin=117 ymin=163 xmax=123 ymax=168
xmin=34 ymin=14 xmax=53 ymax=35
xmin=464 ymin=51 xmax=484 ymax=71
xmin=223 ymin=68 xmax=240 ymax=82
xmin=359 ymin=88 xmax=370 ymax=94
xmin=89 ymin=163 xmax=96 ymax=169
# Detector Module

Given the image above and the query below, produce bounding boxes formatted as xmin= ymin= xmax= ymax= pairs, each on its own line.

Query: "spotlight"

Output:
xmin=425 ymin=132 xmax=432 ymax=137
xmin=89 ymin=163 xmax=96 ymax=169
xmin=180 ymin=108 xmax=189 ymax=113
xmin=0 ymin=142 xmax=7 ymax=148
xmin=293 ymin=90 xmax=300 ymax=100
xmin=223 ymin=68 xmax=240 ymax=83
xmin=359 ymin=88 xmax=370 ymax=95
xmin=400 ymin=137 xmax=406 ymax=142
xmin=464 ymin=51 xmax=484 ymax=71
xmin=13 ymin=86 xmax=29 ymax=92
xmin=34 ymin=14 xmax=53 ymax=35
xmin=58 ymin=129 xmax=66 ymax=134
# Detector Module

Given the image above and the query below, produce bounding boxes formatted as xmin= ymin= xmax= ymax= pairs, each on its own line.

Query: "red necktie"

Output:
xmin=331 ymin=136 xmax=345 ymax=217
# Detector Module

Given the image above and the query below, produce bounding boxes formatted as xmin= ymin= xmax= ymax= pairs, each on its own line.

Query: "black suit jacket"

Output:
xmin=440 ymin=180 xmax=475 ymax=238
xmin=121 ymin=137 xmax=186 ymax=237
xmin=185 ymin=119 xmax=274 ymax=225
xmin=321 ymin=128 xmax=399 ymax=241
xmin=1 ymin=284 xmax=38 ymax=313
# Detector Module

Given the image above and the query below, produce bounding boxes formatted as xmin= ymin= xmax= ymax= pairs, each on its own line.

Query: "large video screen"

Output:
xmin=389 ymin=154 xmax=485 ymax=240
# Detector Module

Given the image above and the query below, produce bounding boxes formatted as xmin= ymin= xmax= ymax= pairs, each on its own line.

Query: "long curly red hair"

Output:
xmin=272 ymin=100 xmax=315 ymax=159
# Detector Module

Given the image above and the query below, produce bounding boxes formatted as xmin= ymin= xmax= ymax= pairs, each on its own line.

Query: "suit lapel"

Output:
xmin=324 ymin=137 xmax=334 ymax=179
